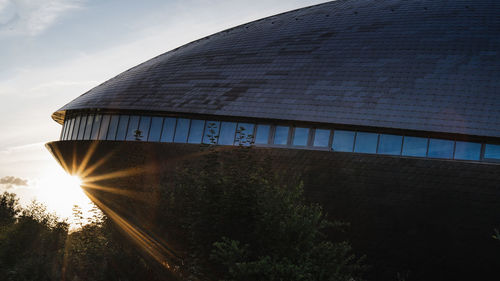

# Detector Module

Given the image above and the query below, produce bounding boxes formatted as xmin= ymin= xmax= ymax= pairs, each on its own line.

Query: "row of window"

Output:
xmin=60 ymin=113 xmax=500 ymax=162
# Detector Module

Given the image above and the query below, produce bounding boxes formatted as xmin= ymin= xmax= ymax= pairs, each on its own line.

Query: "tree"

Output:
xmin=159 ymin=146 xmax=366 ymax=281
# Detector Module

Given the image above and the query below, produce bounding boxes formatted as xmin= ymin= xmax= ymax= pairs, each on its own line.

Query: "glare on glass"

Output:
xmin=255 ymin=125 xmax=270 ymax=144
xmin=90 ymin=115 xmax=102 ymax=140
xmin=115 ymin=115 xmax=129 ymax=140
xmin=98 ymin=115 xmax=111 ymax=140
xmin=313 ymin=129 xmax=330 ymax=147
xmin=332 ymin=130 xmax=355 ymax=152
xmin=174 ymin=118 xmax=190 ymax=143
xmin=148 ymin=117 xmax=163 ymax=142
xmin=77 ymin=115 xmax=88 ymax=140
xmin=137 ymin=116 xmax=151 ymax=141
xmin=125 ymin=115 xmax=140 ymax=141
xmin=427 ymin=138 xmax=454 ymax=159
xmin=219 ymin=122 xmax=237 ymax=145
xmin=71 ymin=116 xmax=81 ymax=140
xmin=106 ymin=115 xmax=119 ymax=140
xmin=83 ymin=115 xmax=94 ymax=140
xmin=484 ymin=144 xmax=500 ymax=160
xmin=378 ymin=134 xmax=403 ymax=155
xmin=160 ymin=118 xmax=176 ymax=142
xmin=65 ymin=118 xmax=74 ymax=140
xmin=203 ymin=121 xmax=220 ymax=144
xmin=354 ymin=132 xmax=378 ymax=153
xmin=234 ymin=123 xmax=255 ymax=146
xmin=188 ymin=120 xmax=205 ymax=143
xmin=454 ymin=141 xmax=481 ymax=161
xmin=402 ymin=136 xmax=428 ymax=157
xmin=293 ymin=127 xmax=309 ymax=146
xmin=274 ymin=126 xmax=289 ymax=145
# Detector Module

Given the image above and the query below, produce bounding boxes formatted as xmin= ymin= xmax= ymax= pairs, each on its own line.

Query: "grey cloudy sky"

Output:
xmin=0 ymin=0 xmax=328 ymax=213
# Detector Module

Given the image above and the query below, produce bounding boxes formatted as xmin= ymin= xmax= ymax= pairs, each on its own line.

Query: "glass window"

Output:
xmin=378 ymin=134 xmax=403 ymax=155
xmin=402 ymin=136 xmax=428 ymax=157
xmin=354 ymin=132 xmax=378 ymax=153
xmin=148 ymin=117 xmax=163 ymax=142
xmin=188 ymin=120 xmax=205 ymax=144
xmin=62 ymin=119 xmax=70 ymax=140
xmin=98 ymin=115 xmax=111 ymax=140
xmin=293 ymin=127 xmax=309 ymax=146
xmin=71 ymin=116 xmax=81 ymax=140
xmin=60 ymin=121 xmax=68 ymax=140
xmin=313 ymin=129 xmax=330 ymax=147
xmin=106 ymin=115 xmax=119 ymax=140
xmin=273 ymin=126 xmax=289 ymax=145
xmin=174 ymin=118 xmax=190 ymax=143
xmin=234 ymin=123 xmax=255 ymax=146
xmin=484 ymin=144 xmax=500 ymax=160
xmin=137 ymin=116 xmax=151 ymax=141
xmin=255 ymin=125 xmax=270 ymax=144
xmin=160 ymin=117 xmax=176 ymax=142
xmin=115 ymin=115 xmax=129 ymax=140
xmin=84 ymin=115 xmax=94 ymax=140
xmin=332 ymin=130 xmax=355 ymax=152
xmin=454 ymin=141 xmax=481 ymax=161
xmin=219 ymin=122 xmax=237 ymax=145
xmin=428 ymin=139 xmax=454 ymax=159
xmin=203 ymin=121 xmax=220 ymax=144
xmin=65 ymin=118 xmax=75 ymax=140
xmin=77 ymin=115 xmax=88 ymax=140
xmin=125 ymin=115 xmax=140 ymax=141
xmin=90 ymin=115 xmax=102 ymax=140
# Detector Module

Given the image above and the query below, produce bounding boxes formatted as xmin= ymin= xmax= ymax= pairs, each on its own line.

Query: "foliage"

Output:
xmin=160 ymin=147 xmax=366 ymax=281
xmin=0 ymin=195 xmax=68 ymax=281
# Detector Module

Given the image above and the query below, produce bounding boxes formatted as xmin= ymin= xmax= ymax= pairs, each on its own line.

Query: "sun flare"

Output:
xmin=34 ymin=165 xmax=94 ymax=220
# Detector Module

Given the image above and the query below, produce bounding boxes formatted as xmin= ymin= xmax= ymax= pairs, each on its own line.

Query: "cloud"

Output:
xmin=0 ymin=176 xmax=28 ymax=189
xmin=0 ymin=0 xmax=84 ymax=36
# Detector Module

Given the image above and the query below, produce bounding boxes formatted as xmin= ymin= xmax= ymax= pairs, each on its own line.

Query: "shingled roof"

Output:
xmin=53 ymin=0 xmax=500 ymax=138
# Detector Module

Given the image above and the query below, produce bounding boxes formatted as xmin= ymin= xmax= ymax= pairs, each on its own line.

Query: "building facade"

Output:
xmin=47 ymin=0 xmax=500 ymax=280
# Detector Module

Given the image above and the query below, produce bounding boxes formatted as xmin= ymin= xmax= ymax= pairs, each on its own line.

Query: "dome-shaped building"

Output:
xmin=47 ymin=0 xmax=500 ymax=280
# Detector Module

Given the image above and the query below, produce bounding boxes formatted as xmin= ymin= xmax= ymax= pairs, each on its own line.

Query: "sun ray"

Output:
xmin=82 ymin=182 xmax=151 ymax=202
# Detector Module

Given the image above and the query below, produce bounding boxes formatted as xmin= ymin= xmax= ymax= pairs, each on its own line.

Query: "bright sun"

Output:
xmin=33 ymin=165 xmax=94 ymax=220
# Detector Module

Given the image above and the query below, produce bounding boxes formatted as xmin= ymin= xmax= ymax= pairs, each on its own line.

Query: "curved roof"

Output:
xmin=54 ymin=0 xmax=500 ymax=138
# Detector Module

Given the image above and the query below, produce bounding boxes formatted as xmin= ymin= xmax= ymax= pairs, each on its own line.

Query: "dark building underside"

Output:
xmin=47 ymin=140 xmax=500 ymax=281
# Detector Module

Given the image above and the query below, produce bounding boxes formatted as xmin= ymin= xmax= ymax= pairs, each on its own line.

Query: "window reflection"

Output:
xmin=59 ymin=112 xmax=500 ymax=163
xmin=115 ymin=115 xmax=129 ymax=140
xmin=148 ymin=117 xmax=163 ymax=142
xmin=106 ymin=115 xmax=119 ymax=140
xmin=72 ymin=116 xmax=81 ymax=140
xmin=77 ymin=115 xmax=88 ymax=140
xmin=161 ymin=118 xmax=176 ymax=142
xmin=174 ymin=118 xmax=190 ymax=143
xmin=484 ymin=144 xmax=500 ymax=160
xmin=137 ymin=116 xmax=151 ymax=141
xmin=454 ymin=141 xmax=481 ymax=161
xmin=91 ymin=115 xmax=102 ymax=140
xmin=65 ymin=118 xmax=73 ymax=140
xmin=428 ymin=139 xmax=454 ymax=159
xmin=125 ymin=116 xmax=140 ymax=141
xmin=188 ymin=120 xmax=205 ymax=144
xmin=274 ymin=126 xmax=289 ymax=145
xmin=219 ymin=122 xmax=237 ymax=145
xmin=354 ymin=132 xmax=378 ymax=153
xmin=203 ymin=121 xmax=220 ymax=144
xmin=293 ymin=127 xmax=309 ymax=146
xmin=235 ymin=123 xmax=255 ymax=146
xmin=83 ymin=115 xmax=94 ymax=140
xmin=402 ymin=136 xmax=428 ymax=157
xmin=313 ymin=129 xmax=330 ymax=147
xmin=98 ymin=115 xmax=111 ymax=140
xmin=378 ymin=134 xmax=402 ymax=155
xmin=255 ymin=125 xmax=270 ymax=144
xmin=332 ymin=130 xmax=355 ymax=152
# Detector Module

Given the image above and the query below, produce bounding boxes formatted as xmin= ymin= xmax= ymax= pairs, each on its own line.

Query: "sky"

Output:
xmin=0 ymin=0 xmax=329 ymax=219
